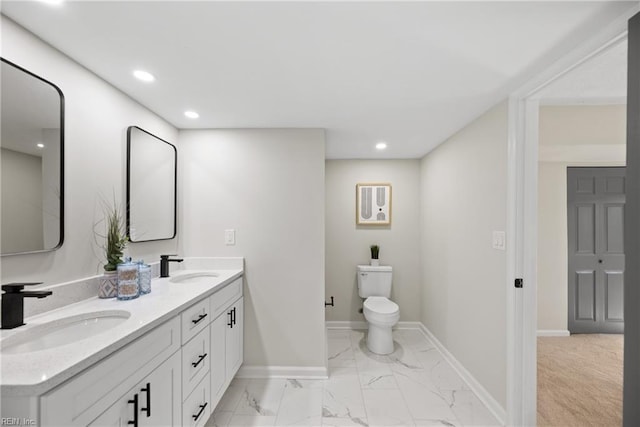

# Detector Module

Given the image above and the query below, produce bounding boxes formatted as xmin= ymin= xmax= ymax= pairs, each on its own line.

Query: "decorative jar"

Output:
xmin=138 ymin=261 xmax=152 ymax=295
xmin=98 ymin=270 xmax=118 ymax=298
xmin=117 ymin=259 xmax=139 ymax=300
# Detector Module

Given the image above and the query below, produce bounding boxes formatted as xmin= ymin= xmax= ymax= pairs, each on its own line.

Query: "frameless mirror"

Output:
xmin=0 ymin=58 xmax=64 ymax=256
xmin=126 ymin=126 xmax=177 ymax=242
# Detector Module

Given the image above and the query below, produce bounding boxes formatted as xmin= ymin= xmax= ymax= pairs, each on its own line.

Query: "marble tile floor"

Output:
xmin=206 ymin=329 xmax=501 ymax=427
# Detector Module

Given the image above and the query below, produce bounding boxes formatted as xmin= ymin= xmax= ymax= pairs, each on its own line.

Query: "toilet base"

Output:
xmin=366 ymin=323 xmax=394 ymax=355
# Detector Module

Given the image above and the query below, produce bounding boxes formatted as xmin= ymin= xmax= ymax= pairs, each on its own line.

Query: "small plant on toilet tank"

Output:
xmin=370 ymin=245 xmax=380 ymax=266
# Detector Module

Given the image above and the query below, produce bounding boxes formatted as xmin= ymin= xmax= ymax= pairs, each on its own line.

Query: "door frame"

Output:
xmin=506 ymin=6 xmax=638 ymax=425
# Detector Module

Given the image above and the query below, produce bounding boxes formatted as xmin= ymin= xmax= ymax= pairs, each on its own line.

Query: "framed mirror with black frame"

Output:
xmin=126 ymin=126 xmax=177 ymax=242
xmin=0 ymin=57 xmax=65 ymax=256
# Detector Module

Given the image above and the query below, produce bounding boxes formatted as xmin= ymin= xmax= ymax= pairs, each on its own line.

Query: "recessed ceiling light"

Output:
xmin=39 ymin=0 xmax=64 ymax=5
xmin=184 ymin=111 xmax=199 ymax=119
xmin=133 ymin=70 xmax=155 ymax=82
xmin=36 ymin=143 xmax=45 ymax=148
xmin=376 ymin=142 xmax=387 ymax=150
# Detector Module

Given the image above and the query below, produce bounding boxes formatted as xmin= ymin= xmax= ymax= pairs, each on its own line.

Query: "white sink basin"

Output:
xmin=169 ymin=271 xmax=219 ymax=284
xmin=1 ymin=310 xmax=130 ymax=354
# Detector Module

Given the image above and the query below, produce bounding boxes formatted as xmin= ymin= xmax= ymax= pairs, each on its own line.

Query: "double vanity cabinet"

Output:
xmin=1 ymin=264 xmax=244 ymax=427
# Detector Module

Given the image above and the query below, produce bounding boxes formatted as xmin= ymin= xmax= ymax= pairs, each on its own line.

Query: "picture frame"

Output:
xmin=356 ymin=183 xmax=392 ymax=225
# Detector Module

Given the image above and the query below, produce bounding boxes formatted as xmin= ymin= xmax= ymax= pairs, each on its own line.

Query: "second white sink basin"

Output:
xmin=169 ymin=271 xmax=219 ymax=284
xmin=1 ymin=310 xmax=131 ymax=354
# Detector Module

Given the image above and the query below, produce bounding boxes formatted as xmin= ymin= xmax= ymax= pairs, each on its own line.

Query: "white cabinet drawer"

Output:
xmin=210 ymin=277 xmax=242 ymax=319
xmin=182 ymin=326 xmax=210 ymax=400
xmin=181 ymin=298 xmax=210 ymax=345
xmin=183 ymin=373 xmax=211 ymax=427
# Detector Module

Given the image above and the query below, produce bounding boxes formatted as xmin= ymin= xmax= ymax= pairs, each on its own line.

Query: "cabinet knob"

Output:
xmin=140 ymin=383 xmax=151 ymax=417
xmin=192 ymin=313 xmax=208 ymax=325
xmin=128 ymin=394 xmax=139 ymax=426
xmin=192 ymin=353 xmax=208 ymax=368
xmin=192 ymin=402 xmax=208 ymax=421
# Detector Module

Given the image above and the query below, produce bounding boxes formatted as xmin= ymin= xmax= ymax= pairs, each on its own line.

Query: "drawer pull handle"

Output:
xmin=192 ymin=353 xmax=208 ymax=368
xmin=227 ymin=310 xmax=233 ymax=328
xmin=128 ymin=394 xmax=138 ymax=426
xmin=232 ymin=307 xmax=236 ymax=326
xmin=192 ymin=402 xmax=208 ymax=421
xmin=192 ymin=313 xmax=208 ymax=325
xmin=140 ymin=382 xmax=151 ymax=417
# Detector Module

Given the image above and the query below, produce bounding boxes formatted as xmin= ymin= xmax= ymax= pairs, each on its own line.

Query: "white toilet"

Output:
xmin=357 ymin=265 xmax=400 ymax=355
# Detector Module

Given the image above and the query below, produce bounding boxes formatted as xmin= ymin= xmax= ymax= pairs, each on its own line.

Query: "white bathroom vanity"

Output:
xmin=1 ymin=258 xmax=244 ymax=427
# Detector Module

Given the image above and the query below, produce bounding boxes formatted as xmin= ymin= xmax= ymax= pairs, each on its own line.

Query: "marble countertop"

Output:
xmin=1 ymin=257 xmax=243 ymax=396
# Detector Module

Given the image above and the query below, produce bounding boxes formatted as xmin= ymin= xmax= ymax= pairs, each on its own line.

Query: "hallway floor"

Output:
xmin=537 ymin=334 xmax=623 ymax=427
xmin=206 ymin=329 xmax=500 ymax=426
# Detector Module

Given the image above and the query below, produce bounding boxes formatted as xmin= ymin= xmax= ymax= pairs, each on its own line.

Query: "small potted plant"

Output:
xmin=97 ymin=198 xmax=128 ymax=298
xmin=370 ymin=244 xmax=380 ymax=266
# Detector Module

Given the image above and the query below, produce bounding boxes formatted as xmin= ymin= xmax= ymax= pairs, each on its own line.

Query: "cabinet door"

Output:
xmin=91 ymin=351 xmax=181 ymax=427
xmin=210 ymin=312 xmax=227 ymax=407
xmin=225 ymin=297 xmax=244 ymax=379
xmin=88 ymin=395 xmax=130 ymax=427
xmin=139 ymin=351 xmax=181 ymax=427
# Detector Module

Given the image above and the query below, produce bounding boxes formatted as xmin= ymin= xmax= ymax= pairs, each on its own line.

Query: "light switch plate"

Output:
xmin=492 ymin=231 xmax=506 ymax=251
xmin=225 ymin=229 xmax=236 ymax=245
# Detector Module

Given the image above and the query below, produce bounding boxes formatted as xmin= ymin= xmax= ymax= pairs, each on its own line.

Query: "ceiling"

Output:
xmin=537 ymin=38 xmax=628 ymax=104
xmin=1 ymin=1 xmax=635 ymax=159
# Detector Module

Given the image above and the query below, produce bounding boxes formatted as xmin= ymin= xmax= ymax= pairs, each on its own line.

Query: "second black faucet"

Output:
xmin=160 ymin=255 xmax=183 ymax=278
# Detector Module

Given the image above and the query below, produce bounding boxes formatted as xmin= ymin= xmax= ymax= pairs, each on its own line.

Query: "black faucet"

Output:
xmin=160 ymin=255 xmax=184 ymax=278
xmin=1 ymin=283 xmax=53 ymax=329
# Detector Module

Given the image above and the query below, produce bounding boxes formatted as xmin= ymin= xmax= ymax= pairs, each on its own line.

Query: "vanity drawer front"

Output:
xmin=210 ymin=277 xmax=243 ymax=319
xmin=183 ymin=373 xmax=211 ymax=427
xmin=40 ymin=316 xmax=181 ymax=426
xmin=182 ymin=325 xmax=211 ymax=399
xmin=182 ymin=298 xmax=210 ymax=345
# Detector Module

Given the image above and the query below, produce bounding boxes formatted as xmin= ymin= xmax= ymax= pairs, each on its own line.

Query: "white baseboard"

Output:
xmin=236 ymin=365 xmax=328 ymax=379
xmin=418 ymin=324 xmax=507 ymax=426
xmin=326 ymin=321 xmax=367 ymax=330
xmin=537 ymin=329 xmax=570 ymax=337
xmin=325 ymin=321 xmax=423 ymax=330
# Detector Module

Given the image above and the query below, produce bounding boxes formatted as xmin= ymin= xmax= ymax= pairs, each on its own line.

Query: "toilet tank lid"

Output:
xmin=357 ymin=265 xmax=392 ymax=272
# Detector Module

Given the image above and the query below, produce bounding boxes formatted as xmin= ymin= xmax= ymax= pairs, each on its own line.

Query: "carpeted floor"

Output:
xmin=537 ymin=334 xmax=624 ymax=427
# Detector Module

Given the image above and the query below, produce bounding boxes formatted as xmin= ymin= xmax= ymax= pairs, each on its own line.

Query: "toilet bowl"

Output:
xmin=357 ymin=264 xmax=399 ymax=355
xmin=363 ymin=296 xmax=400 ymax=354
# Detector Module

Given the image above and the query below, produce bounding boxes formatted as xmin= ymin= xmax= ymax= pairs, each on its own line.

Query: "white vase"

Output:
xmin=370 ymin=259 xmax=379 ymax=266
xmin=99 ymin=270 xmax=118 ymax=298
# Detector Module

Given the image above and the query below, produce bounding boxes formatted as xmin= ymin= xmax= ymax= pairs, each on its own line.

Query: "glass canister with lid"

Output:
xmin=138 ymin=260 xmax=152 ymax=295
xmin=117 ymin=258 xmax=139 ymax=300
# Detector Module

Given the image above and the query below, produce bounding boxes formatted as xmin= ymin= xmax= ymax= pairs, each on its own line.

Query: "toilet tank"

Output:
xmin=357 ymin=265 xmax=393 ymax=298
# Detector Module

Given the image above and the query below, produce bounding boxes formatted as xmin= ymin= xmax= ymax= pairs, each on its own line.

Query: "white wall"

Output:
xmin=179 ymin=129 xmax=326 ymax=371
xmin=537 ymin=163 xmax=570 ymax=331
xmin=325 ymin=160 xmax=421 ymax=322
xmin=420 ymin=101 xmax=508 ymax=408
xmin=537 ymin=105 xmax=626 ymax=331
xmin=0 ymin=17 xmax=179 ymax=284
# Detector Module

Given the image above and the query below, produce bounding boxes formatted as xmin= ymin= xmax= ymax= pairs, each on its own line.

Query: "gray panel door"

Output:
xmin=568 ymin=167 xmax=625 ymax=334
xmin=626 ymin=12 xmax=640 ymax=425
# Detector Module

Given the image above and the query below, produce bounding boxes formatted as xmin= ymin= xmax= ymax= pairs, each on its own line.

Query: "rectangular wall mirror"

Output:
xmin=0 ymin=58 xmax=64 ymax=256
xmin=126 ymin=126 xmax=177 ymax=242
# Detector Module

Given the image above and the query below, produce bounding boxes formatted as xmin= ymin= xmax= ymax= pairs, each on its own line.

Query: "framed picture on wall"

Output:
xmin=356 ymin=183 xmax=392 ymax=225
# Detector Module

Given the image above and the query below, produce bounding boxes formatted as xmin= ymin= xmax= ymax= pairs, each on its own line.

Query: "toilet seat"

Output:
xmin=362 ymin=296 xmax=399 ymax=355
xmin=364 ymin=296 xmax=399 ymax=315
